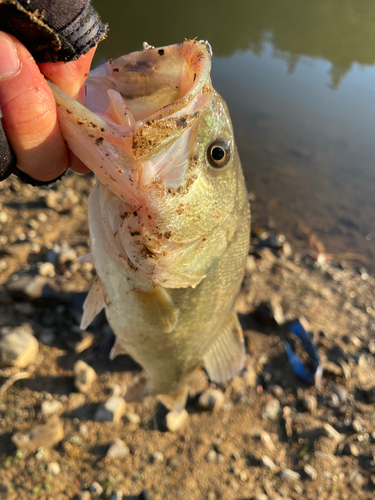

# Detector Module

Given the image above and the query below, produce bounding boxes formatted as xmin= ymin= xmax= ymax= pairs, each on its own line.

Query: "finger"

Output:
xmin=38 ymin=46 xmax=97 ymax=174
xmin=0 ymin=32 xmax=68 ymax=182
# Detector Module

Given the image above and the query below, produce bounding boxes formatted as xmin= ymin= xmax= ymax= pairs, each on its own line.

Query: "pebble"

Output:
xmin=260 ymin=431 xmax=276 ymax=452
xmin=78 ymin=492 xmax=91 ymax=500
xmin=349 ymin=470 xmax=366 ymax=486
xmin=89 ymin=482 xmax=104 ymax=497
xmin=150 ymin=451 xmax=164 ymax=463
xmin=67 ymin=331 xmax=95 ymax=354
xmin=197 ymin=389 xmax=225 ymax=411
xmin=0 ymin=324 xmax=39 ymax=368
xmin=244 ymin=365 xmax=257 ymax=387
xmin=47 ymin=462 xmax=61 ymax=475
xmin=165 ymin=408 xmax=189 ymax=432
xmin=322 ymin=360 xmax=343 ymax=377
xmin=264 ymin=398 xmax=280 ymax=420
xmin=110 ymin=492 xmax=123 ymax=500
xmin=41 ymin=400 xmax=63 ymax=415
xmin=261 ymin=455 xmax=277 ymax=470
xmin=124 ymin=412 xmax=141 ymax=425
xmin=206 ymin=450 xmax=218 ymax=463
xmin=304 ymin=464 xmax=318 ymax=480
xmin=332 ymin=384 xmax=349 ymax=403
xmin=94 ymin=396 xmax=126 ymax=423
xmin=38 ymin=262 xmax=55 ymax=278
xmin=252 ymin=494 xmax=268 ymax=500
xmin=12 ymin=420 xmax=64 ymax=452
xmin=279 ymin=469 xmax=301 ymax=481
xmin=106 ymin=438 xmax=129 ymax=459
xmin=301 ymin=394 xmax=317 ymax=414
xmin=322 ymin=423 xmax=343 ymax=442
xmin=58 ymin=247 xmax=77 ymax=265
xmin=74 ymin=360 xmax=97 ymax=394
xmin=39 ymin=329 xmax=55 ymax=346
xmin=167 ymin=454 xmax=185 ymax=469
xmin=328 ymin=393 xmax=340 ymax=408
xmin=269 ymin=385 xmax=284 ymax=397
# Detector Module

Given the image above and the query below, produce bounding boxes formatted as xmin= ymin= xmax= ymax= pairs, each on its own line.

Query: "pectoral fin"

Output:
xmin=135 ymin=286 xmax=179 ymax=333
xmin=202 ymin=311 xmax=246 ymax=383
xmin=80 ymin=277 xmax=105 ymax=330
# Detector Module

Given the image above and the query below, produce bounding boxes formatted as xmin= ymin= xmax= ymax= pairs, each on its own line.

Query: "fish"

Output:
xmin=49 ymin=39 xmax=250 ymax=411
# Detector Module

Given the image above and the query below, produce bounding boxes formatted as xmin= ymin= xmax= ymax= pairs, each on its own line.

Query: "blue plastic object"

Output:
xmin=283 ymin=320 xmax=322 ymax=387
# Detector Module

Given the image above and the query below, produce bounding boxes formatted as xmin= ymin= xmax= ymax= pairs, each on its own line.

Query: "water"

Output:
xmin=93 ymin=0 xmax=375 ymax=266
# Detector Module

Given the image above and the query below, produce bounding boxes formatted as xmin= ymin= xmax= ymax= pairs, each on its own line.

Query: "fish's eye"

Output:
xmin=207 ymin=140 xmax=230 ymax=168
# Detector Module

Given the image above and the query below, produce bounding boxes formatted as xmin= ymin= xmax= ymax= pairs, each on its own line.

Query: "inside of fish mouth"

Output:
xmin=90 ymin=50 xmax=199 ymax=122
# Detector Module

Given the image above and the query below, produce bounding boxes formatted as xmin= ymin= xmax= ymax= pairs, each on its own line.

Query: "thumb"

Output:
xmin=38 ymin=46 xmax=97 ymax=101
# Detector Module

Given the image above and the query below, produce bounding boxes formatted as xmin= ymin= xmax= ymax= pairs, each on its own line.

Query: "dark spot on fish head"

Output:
xmin=133 ymin=211 xmax=138 ymax=217
xmin=113 ymin=67 xmax=119 ymax=72
xmin=95 ymin=137 xmax=104 ymax=146
xmin=176 ymin=118 xmax=187 ymax=128
xmin=158 ymin=49 xmax=165 ymax=55
xmin=193 ymin=73 xmax=196 ymax=82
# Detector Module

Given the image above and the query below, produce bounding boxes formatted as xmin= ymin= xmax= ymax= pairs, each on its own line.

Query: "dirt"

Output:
xmin=1 ymin=172 xmax=375 ymax=500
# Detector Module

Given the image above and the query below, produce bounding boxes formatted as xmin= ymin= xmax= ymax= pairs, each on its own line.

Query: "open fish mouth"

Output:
xmin=49 ymin=40 xmax=213 ymax=202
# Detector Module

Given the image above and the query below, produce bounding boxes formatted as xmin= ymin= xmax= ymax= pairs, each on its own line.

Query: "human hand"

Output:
xmin=0 ymin=31 xmax=94 ymax=183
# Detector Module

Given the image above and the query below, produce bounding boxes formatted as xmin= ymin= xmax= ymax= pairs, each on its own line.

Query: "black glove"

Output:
xmin=0 ymin=0 xmax=108 ymax=185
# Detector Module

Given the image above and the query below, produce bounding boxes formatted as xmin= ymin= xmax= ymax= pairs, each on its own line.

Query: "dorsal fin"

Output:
xmin=80 ymin=277 xmax=105 ymax=330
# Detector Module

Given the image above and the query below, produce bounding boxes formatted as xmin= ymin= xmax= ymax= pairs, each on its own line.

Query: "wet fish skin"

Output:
xmin=50 ymin=40 xmax=250 ymax=410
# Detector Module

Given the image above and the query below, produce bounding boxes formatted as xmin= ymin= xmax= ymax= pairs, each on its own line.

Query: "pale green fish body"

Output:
xmin=50 ymin=40 xmax=250 ymax=410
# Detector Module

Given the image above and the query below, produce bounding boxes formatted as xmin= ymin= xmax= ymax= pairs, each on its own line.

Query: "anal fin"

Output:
xmin=202 ymin=310 xmax=245 ymax=383
xmin=80 ymin=277 xmax=105 ymax=330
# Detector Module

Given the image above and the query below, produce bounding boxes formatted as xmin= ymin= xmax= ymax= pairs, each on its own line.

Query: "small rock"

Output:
xmin=342 ymin=443 xmax=360 ymax=457
xmin=252 ymin=494 xmax=268 ymax=500
xmin=12 ymin=420 xmax=64 ymax=452
xmin=167 ymin=454 xmax=185 ymax=469
xmin=269 ymin=385 xmax=284 ymax=398
xmin=38 ymin=262 xmax=55 ymax=278
xmin=322 ymin=360 xmax=343 ymax=377
xmin=197 ymin=389 xmax=225 ymax=411
xmin=150 ymin=451 xmax=164 ymax=463
xmin=328 ymin=393 xmax=340 ymax=408
xmin=78 ymin=492 xmax=91 ymax=500
xmin=124 ymin=412 xmax=141 ymax=425
xmin=110 ymin=384 xmax=123 ymax=397
xmin=74 ymin=360 xmax=97 ymax=394
xmin=261 ymin=455 xmax=277 ymax=470
xmin=281 ymin=241 xmax=292 ymax=258
xmin=89 ymin=482 xmax=104 ymax=497
xmin=47 ymin=462 xmax=61 ymax=475
xmin=58 ymin=247 xmax=77 ymax=265
xmin=301 ymin=395 xmax=317 ymax=414
xmin=0 ymin=324 xmax=38 ymax=368
xmin=94 ymin=396 xmax=126 ymax=423
xmin=332 ymin=384 xmax=348 ymax=403
xmin=41 ymin=400 xmax=63 ymax=415
xmin=264 ymin=398 xmax=280 ymax=420
xmin=165 ymin=408 xmax=189 ymax=432
xmin=260 ymin=431 xmax=276 ymax=452
xmin=66 ymin=331 xmax=95 ymax=354
xmin=304 ymin=464 xmax=318 ymax=480
xmin=322 ymin=423 xmax=343 ymax=442
xmin=349 ymin=470 xmax=366 ymax=486
xmin=244 ymin=365 xmax=257 ymax=387
xmin=106 ymin=438 xmax=129 ymax=459
xmin=110 ymin=492 xmax=123 ymax=500
xmin=279 ymin=469 xmax=301 ymax=481
xmin=368 ymin=339 xmax=375 ymax=355
xmin=206 ymin=450 xmax=218 ymax=463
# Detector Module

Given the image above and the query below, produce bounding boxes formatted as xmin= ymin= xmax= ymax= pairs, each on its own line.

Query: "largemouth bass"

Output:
xmin=50 ymin=40 xmax=250 ymax=411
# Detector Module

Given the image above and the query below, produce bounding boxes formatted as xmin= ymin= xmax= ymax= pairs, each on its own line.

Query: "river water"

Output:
xmin=93 ymin=0 xmax=375 ymax=267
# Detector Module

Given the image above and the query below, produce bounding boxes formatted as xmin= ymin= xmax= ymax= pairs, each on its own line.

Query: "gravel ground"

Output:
xmin=1 ymin=172 xmax=375 ymax=500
